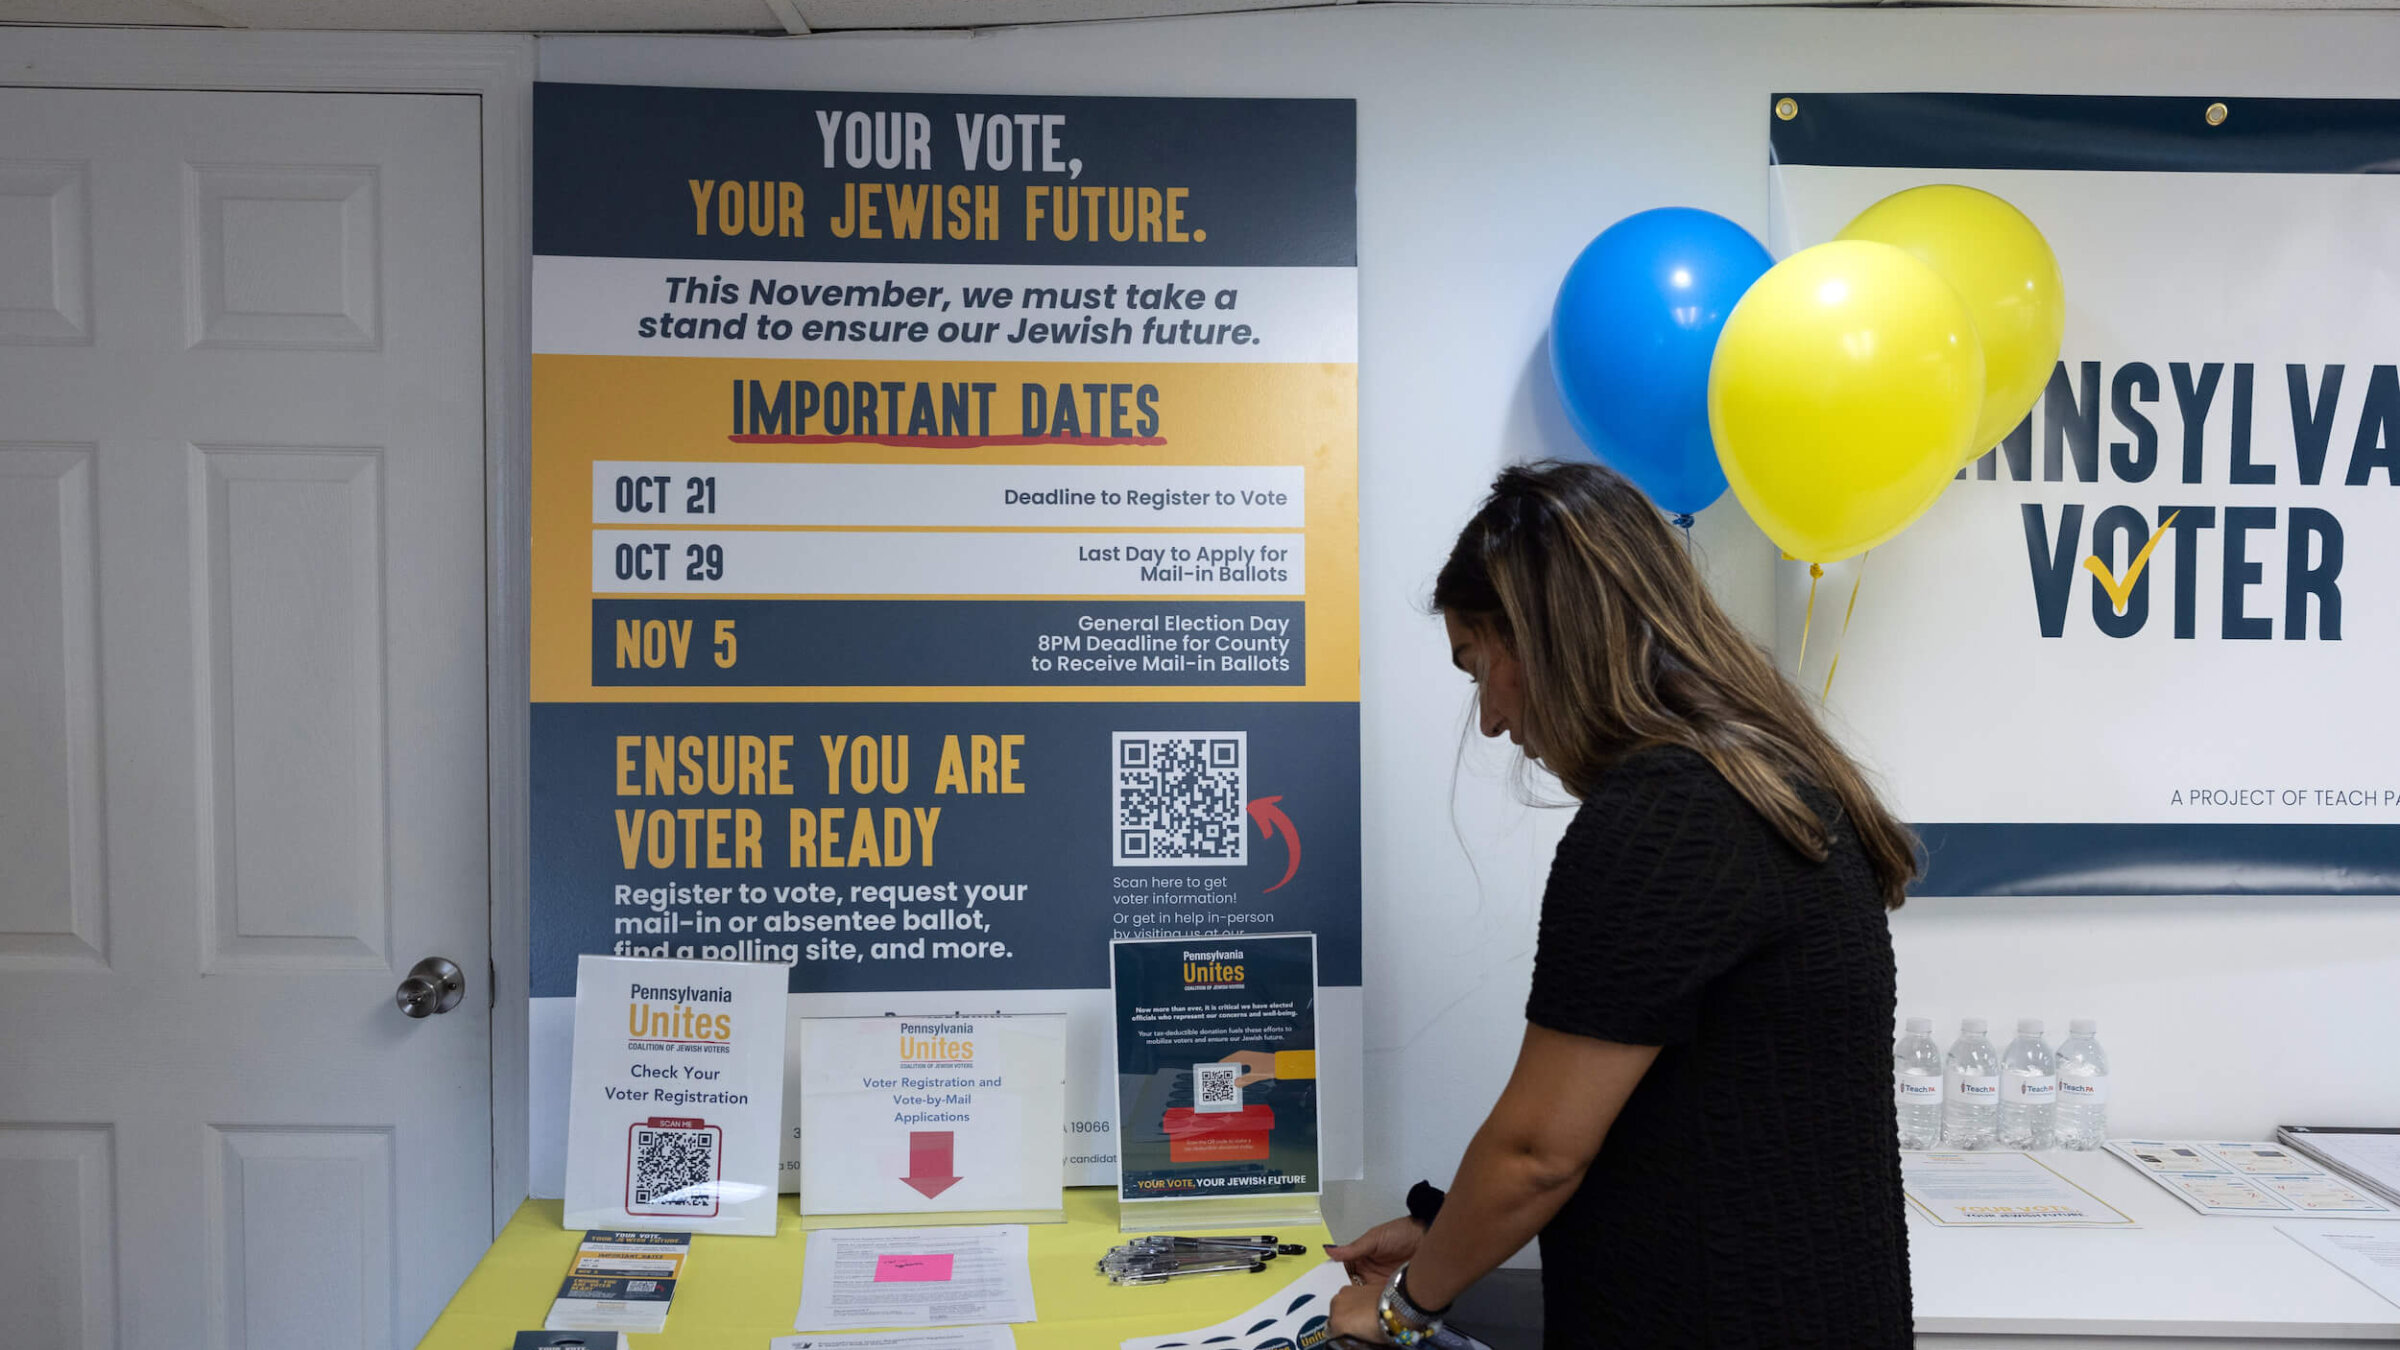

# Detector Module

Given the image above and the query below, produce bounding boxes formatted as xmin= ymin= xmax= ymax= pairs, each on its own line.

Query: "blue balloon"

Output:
xmin=1551 ymin=207 xmax=1773 ymax=518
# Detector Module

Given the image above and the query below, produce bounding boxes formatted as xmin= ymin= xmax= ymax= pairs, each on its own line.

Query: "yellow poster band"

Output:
xmin=1272 ymin=1050 xmax=1317 ymax=1081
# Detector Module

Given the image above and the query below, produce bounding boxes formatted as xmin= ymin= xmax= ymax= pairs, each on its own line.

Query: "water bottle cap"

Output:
xmin=1904 ymin=1017 xmax=1932 ymax=1033
xmin=2070 ymin=1018 xmax=2098 ymax=1036
xmin=2018 ymin=1017 xmax=2045 ymax=1035
xmin=1960 ymin=1017 xmax=1987 ymax=1034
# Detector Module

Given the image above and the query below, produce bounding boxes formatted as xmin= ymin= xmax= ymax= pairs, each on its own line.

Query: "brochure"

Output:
xmin=1899 ymin=1150 xmax=2135 ymax=1227
xmin=563 ymin=954 xmax=791 ymax=1234
xmin=1111 ymin=934 xmax=1319 ymax=1205
xmin=2107 ymin=1140 xmax=2398 ymax=1218
xmin=515 ymin=1334 xmax=628 ymax=1350
xmin=543 ymin=1231 xmax=691 ymax=1333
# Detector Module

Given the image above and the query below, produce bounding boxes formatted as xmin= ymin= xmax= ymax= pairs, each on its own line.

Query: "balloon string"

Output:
xmin=1673 ymin=512 xmax=1694 ymax=552
xmin=1822 ymin=551 xmax=1869 ymax=705
xmin=1797 ymin=561 xmax=1822 ymax=678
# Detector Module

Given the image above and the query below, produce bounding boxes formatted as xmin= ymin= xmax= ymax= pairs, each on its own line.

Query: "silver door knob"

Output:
xmin=395 ymin=957 xmax=466 ymax=1018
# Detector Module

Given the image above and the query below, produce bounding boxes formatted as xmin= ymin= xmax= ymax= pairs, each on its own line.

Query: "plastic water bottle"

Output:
xmin=1894 ymin=1016 xmax=1944 ymax=1150
xmin=1943 ymin=1018 xmax=2000 ymax=1149
xmin=2055 ymin=1018 xmax=2111 ymax=1150
xmin=1999 ymin=1017 xmax=2059 ymax=1150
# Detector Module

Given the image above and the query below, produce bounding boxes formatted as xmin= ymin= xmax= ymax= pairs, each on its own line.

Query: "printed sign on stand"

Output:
xmin=799 ymin=1013 xmax=1067 ymax=1220
xmin=564 ymin=955 xmax=789 ymax=1235
xmin=1111 ymin=933 xmax=1318 ymax=1223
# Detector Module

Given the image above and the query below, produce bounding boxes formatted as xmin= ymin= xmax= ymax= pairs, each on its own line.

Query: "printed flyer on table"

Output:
xmin=526 ymin=83 xmax=1363 ymax=1193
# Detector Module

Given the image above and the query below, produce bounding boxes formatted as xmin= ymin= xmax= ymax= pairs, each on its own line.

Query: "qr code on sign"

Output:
xmin=627 ymin=1120 xmax=721 ymax=1216
xmin=1113 ymin=732 xmax=1247 ymax=867
xmin=1193 ymin=1062 xmax=1243 ymax=1114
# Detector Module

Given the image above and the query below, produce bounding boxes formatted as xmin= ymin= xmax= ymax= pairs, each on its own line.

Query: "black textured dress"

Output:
xmin=1524 ymin=745 xmax=1911 ymax=1347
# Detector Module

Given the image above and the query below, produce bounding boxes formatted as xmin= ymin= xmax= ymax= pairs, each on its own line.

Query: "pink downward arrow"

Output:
xmin=902 ymin=1130 xmax=962 ymax=1199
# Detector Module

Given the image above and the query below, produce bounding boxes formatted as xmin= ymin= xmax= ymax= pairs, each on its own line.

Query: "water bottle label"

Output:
xmin=2059 ymin=1077 xmax=2110 ymax=1103
xmin=2004 ymin=1073 xmax=2057 ymax=1103
xmin=1895 ymin=1075 xmax=1942 ymax=1106
xmin=1948 ymin=1071 xmax=1998 ymax=1102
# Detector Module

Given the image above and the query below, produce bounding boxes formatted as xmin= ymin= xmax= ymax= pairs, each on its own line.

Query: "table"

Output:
xmin=1911 ymin=1149 xmax=2400 ymax=1345
xmin=421 ymin=1188 xmax=1334 ymax=1348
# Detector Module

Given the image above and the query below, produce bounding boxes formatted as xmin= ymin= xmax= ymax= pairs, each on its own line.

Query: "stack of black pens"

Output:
xmin=1097 ymin=1233 xmax=1310 ymax=1285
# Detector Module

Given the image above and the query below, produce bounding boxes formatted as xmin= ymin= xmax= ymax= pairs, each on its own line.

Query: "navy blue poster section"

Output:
xmin=1775 ymin=92 xmax=2400 ymax=898
xmin=531 ymin=702 xmax=1361 ymax=998
xmin=534 ymin=82 xmax=1357 ymax=266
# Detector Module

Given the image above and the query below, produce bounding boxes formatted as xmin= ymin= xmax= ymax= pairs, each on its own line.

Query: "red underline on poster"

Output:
xmin=727 ymin=434 xmax=1169 ymax=448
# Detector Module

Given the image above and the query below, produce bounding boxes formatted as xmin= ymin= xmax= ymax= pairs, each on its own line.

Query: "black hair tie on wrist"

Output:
xmin=1406 ymin=1179 xmax=1447 ymax=1228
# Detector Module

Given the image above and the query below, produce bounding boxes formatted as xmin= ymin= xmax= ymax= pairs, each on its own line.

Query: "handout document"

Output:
xmin=2107 ymin=1140 xmax=2398 ymax=1218
xmin=794 ymin=1225 xmax=1036 ymax=1332
xmin=773 ymin=1329 xmax=1018 ymax=1350
xmin=2281 ymin=1226 xmax=2400 ymax=1310
xmin=1900 ymin=1150 xmax=2135 ymax=1227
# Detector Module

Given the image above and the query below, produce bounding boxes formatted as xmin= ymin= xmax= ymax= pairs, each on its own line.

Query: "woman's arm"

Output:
xmin=1408 ymin=1024 xmax=1657 ymax=1306
xmin=1331 ymin=1023 xmax=1657 ymax=1338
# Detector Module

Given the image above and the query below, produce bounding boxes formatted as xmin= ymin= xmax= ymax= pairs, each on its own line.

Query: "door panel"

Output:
xmin=0 ymin=86 xmax=489 ymax=1348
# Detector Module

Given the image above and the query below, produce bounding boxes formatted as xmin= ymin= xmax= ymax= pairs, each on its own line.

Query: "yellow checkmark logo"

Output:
xmin=2082 ymin=510 xmax=2181 ymax=616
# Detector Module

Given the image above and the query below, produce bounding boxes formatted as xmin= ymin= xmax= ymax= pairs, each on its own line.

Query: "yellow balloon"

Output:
xmin=1709 ymin=240 xmax=1984 ymax=563
xmin=1839 ymin=184 xmax=2064 ymax=465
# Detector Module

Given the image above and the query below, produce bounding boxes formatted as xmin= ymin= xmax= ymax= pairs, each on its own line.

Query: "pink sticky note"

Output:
xmin=873 ymin=1253 xmax=955 ymax=1282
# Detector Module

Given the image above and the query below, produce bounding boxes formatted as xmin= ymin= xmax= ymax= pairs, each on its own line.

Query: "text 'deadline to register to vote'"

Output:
xmin=593 ymin=462 xmax=1307 ymax=530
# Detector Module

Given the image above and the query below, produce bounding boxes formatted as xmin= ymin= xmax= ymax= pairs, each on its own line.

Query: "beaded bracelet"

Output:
xmin=1377 ymin=1262 xmax=1446 ymax=1346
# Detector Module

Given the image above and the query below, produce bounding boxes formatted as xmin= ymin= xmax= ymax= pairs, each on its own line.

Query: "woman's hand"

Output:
xmin=1324 ymin=1216 xmax=1423 ymax=1286
xmin=1329 ymin=1281 xmax=1392 ymax=1343
xmin=1216 ymin=1049 xmax=1278 ymax=1087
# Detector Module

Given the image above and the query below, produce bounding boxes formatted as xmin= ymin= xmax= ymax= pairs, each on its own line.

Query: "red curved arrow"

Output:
xmin=1246 ymin=796 xmax=1302 ymax=894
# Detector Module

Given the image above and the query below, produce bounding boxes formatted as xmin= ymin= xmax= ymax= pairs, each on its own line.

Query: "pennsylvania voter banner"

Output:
xmin=527 ymin=83 xmax=1362 ymax=1195
xmin=1771 ymin=94 xmax=2400 ymax=896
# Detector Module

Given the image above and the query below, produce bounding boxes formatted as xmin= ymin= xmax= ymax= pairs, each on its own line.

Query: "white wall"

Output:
xmin=542 ymin=6 xmax=2400 ymax=1252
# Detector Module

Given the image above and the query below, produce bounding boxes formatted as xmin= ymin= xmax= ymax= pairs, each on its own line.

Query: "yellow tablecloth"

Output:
xmin=422 ymin=1189 xmax=1335 ymax=1348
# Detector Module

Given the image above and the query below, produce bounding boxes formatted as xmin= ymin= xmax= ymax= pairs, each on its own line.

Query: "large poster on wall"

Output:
xmin=528 ymin=83 xmax=1361 ymax=1193
xmin=1771 ymin=94 xmax=2400 ymax=896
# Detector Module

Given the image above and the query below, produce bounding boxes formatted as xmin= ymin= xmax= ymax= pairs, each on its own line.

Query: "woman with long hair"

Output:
xmin=1327 ymin=461 xmax=1916 ymax=1346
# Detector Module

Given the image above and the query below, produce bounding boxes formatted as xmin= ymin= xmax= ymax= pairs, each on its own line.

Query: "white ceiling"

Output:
xmin=1 ymin=0 xmax=2394 ymax=36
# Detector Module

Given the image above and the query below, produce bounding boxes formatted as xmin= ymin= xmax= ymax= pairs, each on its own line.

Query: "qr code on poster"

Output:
xmin=1193 ymin=1061 xmax=1243 ymax=1114
xmin=1113 ymin=732 xmax=1247 ymax=867
xmin=627 ymin=1119 xmax=721 ymax=1216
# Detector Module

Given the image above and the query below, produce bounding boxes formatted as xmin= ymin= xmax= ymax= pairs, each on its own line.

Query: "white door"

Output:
xmin=0 ymin=87 xmax=490 ymax=1348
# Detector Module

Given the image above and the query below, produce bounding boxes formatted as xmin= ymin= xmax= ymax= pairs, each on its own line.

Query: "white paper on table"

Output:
xmin=2282 ymin=1226 xmax=2400 ymax=1310
xmin=1900 ymin=1151 xmax=2136 ymax=1227
xmin=773 ymin=1327 xmax=1018 ymax=1350
xmin=793 ymin=1225 xmax=1036 ymax=1332
xmin=2105 ymin=1141 xmax=2400 ymax=1218
xmin=1118 ymin=1261 xmax=1349 ymax=1350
